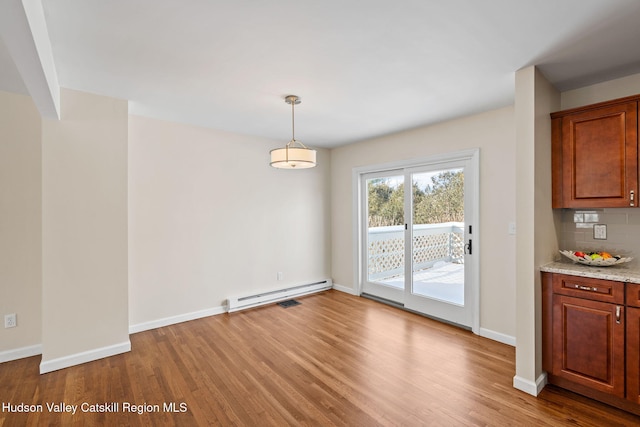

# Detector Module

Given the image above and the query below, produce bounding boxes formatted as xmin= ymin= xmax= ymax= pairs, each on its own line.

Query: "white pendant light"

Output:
xmin=270 ymin=95 xmax=317 ymax=169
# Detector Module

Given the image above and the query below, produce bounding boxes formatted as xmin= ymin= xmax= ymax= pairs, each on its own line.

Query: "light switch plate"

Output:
xmin=593 ymin=224 xmax=607 ymax=240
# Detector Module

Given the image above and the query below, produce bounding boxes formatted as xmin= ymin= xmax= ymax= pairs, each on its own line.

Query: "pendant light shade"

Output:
xmin=270 ymin=95 xmax=317 ymax=169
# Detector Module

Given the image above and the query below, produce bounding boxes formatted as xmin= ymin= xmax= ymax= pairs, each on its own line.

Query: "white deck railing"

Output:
xmin=368 ymin=222 xmax=464 ymax=280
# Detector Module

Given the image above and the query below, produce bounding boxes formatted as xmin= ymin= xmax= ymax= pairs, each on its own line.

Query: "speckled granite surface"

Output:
xmin=541 ymin=261 xmax=640 ymax=284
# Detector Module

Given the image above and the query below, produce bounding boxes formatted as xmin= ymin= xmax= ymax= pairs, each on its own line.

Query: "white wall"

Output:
xmin=128 ymin=115 xmax=331 ymax=329
xmin=533 ymin=69 xmax=562 ymax=380
xmin=40 ymin=88 xmax=129 ymax=371
xmin=561 ymin=72 xmax=640 ymax=109
xmin=0 ymin=91 xmax=42 ymax=359
xmin=513 ymin=66 xmax=560 ymax=396
xmin=330 ymin=106 xmax=517 ymax=341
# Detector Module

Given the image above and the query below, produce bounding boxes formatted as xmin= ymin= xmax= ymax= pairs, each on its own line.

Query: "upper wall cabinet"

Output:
xmin=551 ymin=95 xmax=639 ymax=208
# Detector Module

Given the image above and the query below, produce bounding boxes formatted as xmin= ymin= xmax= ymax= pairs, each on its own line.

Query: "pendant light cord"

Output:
xmin=291 ymin=98 xmax=296 ymax=143
xmin=284 ymin=95 xmax=308 ymax=149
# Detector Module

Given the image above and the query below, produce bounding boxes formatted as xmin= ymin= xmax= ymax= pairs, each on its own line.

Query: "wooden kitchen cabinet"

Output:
xmin=542 ymin=272 xmax=640 ymax=414
xmin=627 ymin=284 xmax=640 ymax=405
xmin=545 ymin=273 xmax=625 ymax=397
xmin=551 ymin=95 xmax=639 ymax=208
xmin=551 ymin=294 xmax=625 ymax=398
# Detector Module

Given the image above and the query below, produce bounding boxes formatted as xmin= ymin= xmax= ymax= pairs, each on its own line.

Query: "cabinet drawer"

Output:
xmin=627 ymin=284 xmax=640 ymax=308
xmin=552 ymin=274 xmax=624 ymax=304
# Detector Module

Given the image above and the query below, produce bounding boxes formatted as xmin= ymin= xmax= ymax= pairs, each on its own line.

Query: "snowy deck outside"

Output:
xmin=368 ymin=222 xmax=465 ymax=305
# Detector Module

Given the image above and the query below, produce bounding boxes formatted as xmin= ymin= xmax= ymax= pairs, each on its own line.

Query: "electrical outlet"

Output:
xmin=277 ymin=272 xmax=283 ymax=281
xmin=4 ymin=313 xmax=17 ymax=328
xmin=594 ymin=224 xmax=607 ymax=240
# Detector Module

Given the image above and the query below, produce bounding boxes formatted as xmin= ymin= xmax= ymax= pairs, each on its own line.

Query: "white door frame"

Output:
xmin=352 ymin=149 xmax=480 ymax=334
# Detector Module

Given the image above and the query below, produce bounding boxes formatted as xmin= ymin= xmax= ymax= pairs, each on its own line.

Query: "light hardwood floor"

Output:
xmin=1 ymin=290 xmax=639 ymax=426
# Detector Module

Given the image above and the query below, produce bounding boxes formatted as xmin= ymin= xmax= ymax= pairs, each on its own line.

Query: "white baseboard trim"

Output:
xmin=513 ymin=372 xmax=547 ymax=396
xmin=332 ymin=283 xmax=359 ymax=296
xmin=40 ymin=340 xmax=131 ymax=374
xmin=0 ymin=344 xmax=42 ymax=363
xmin=129 ymin=306 xmax=226 ymax=334
xmin=479 ymin=328 xmax=516 ymax=346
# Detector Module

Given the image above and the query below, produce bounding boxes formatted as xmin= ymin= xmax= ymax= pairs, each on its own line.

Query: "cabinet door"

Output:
xmin=561 ymin=102 xmax=637 ymax=208
xmin=552 ymin=295 xmax=625 ymax=398
xmin=628 ymin=307 xmax=640 ymax=404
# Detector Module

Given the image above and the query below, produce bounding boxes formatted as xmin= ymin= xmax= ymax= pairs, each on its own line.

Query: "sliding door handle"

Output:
xmin=465 ymin=239 xmax=472 ymax=255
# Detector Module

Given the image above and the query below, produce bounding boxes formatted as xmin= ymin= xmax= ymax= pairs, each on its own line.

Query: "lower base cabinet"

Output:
xmin=627 ymin=306 xmax=640 ymax=405
xmin=542 ymin=272 xmax=640 ymax=415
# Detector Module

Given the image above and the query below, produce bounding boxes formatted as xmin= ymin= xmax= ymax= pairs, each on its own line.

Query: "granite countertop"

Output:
xmin=541 ymin=260 xmax=640 ymax=284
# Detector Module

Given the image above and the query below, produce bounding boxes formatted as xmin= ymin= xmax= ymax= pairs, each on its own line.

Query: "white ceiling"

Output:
xmin=2 ymin=0 xmax=640 ymax=147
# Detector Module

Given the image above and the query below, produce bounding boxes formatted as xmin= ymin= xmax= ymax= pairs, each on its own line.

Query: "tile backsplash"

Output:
xmin=557 ymin=208 xmax=640 ymax=267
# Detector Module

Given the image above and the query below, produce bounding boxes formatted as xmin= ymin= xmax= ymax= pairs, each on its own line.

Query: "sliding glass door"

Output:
xmin=359 ymin=151 xmax=478 ymax=329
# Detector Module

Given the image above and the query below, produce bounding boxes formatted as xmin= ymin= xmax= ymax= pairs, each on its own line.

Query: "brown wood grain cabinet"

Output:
xmin=551 ymin=95 xmax=639 ymax=208
xmin=542 ymin=272 xmax=640 ymax=415
xmin=627 ymin=284 xmax=640 ymax=405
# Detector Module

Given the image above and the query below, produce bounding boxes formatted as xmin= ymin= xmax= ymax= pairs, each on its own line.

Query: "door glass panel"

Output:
xmin=411 ymin=168 xmax=465 ymax=305
xmin=366 ymin=175 xmax=405 ymax=289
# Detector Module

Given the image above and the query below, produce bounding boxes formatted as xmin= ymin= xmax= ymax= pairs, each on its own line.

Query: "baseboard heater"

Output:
xmin=227 ymin=279 xmax=333 ymax=313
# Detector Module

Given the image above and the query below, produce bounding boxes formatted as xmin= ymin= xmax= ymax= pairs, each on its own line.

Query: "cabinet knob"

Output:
xmin=616 ymin=306 xmax=622 ymax=324
xmin=631 ymin=190 xmax=635 ymax=207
